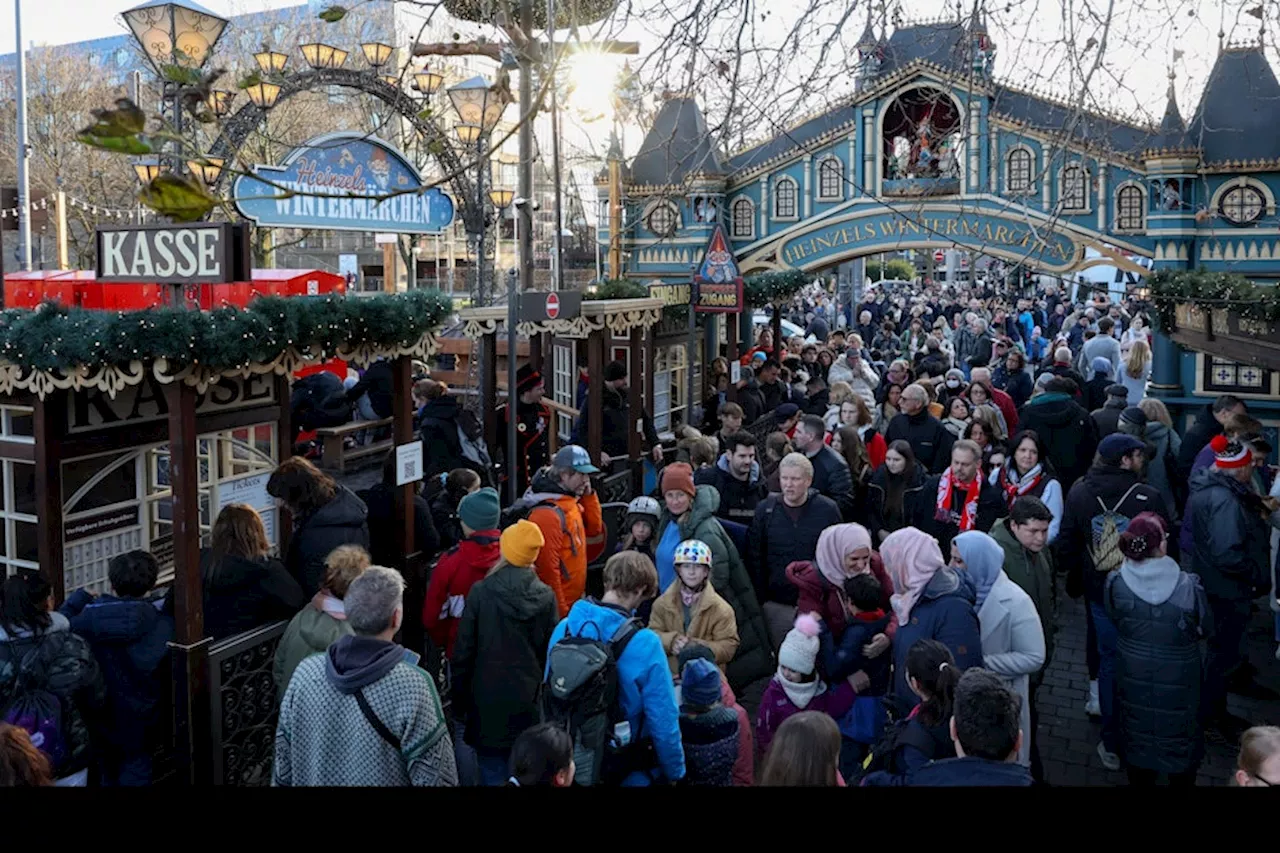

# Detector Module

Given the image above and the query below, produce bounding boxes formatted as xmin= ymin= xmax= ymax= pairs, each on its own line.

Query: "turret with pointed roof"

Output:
xmin=627 ymin=97 xmax=725 ymax=188
xmin=1187 ymin=43 xmax=1280 ymax=165
xmin=1144 ymin=70 xmax=1196 ymax=155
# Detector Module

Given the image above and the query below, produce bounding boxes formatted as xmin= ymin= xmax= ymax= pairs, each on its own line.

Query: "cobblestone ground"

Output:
xmin=1037 ymin=584 xmax=1280 ymax=787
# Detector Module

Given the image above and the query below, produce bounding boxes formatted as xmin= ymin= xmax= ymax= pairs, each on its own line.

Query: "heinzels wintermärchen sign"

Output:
xmin=232 ymin=132 xmax=455 ymax=234
xmin=95 ymin=222 xmax=251 ymax=284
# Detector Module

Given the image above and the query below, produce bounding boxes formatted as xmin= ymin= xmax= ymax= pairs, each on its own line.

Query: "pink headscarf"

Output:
xmin=881 ymin=527 xmax=946 ymax=625
xmin=814 ymin=523 xmax=874 ymax=587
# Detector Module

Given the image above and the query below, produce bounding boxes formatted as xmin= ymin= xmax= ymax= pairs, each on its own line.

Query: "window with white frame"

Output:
xmin=0 ymin=458 xmax=39 ymax=580
xmin=652 ymin=345 xmax=688 ymax=433
xmin=1204 ymin=356 xmax=1271 ymax=395
xmin=0 ymin=406 xmax=33 ymax=442
xmin=1060 ymin=165 xmax=1087 ymax=211
xmin=774 ymin=178 xmax=798 ymax=219
xmin=1116 ymin=185 xmax=1145 ymax=231
xmin=818 ymin=158 xmax=843 ymax=200
xmin=1006 ymin=148 xmax=1032 ymax=193
xmin=731 ymin=197 xmax=755 ymax=238
xmin=553 ymin=342 xmax=576 ymax=441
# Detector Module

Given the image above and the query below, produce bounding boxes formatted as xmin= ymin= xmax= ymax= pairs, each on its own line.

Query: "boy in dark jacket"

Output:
xmin=905 ymin=668 xmax=1033 ymax=787
xmin=59 ymin=550 xmax=173 ymax=786
xmin=677 ymin=657 xmax=740 ymax=787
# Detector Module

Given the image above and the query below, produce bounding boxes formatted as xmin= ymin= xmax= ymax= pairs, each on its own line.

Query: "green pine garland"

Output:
xmin=1147 ymin=268 xmax=1280 ymax=332
xmin=744 ymin=269 xmax=808 ymax=309
xmin=583 ymin=279 xmax=650 ymax=300
xmin=0 ymin=289 xmax=452 ymax=376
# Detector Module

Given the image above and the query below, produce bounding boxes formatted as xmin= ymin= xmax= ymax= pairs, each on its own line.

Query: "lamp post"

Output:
xmin=447 ymin=75 xmax=511 ymax=307
xmin=14 ymin=0 xmax=31 ymax=270
xmin=122 ymin=0 xmax=229 ymax=176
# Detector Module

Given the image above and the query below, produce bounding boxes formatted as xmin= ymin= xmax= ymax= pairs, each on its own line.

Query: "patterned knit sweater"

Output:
xmin=272 ymin=651 xmax=457 ymax=787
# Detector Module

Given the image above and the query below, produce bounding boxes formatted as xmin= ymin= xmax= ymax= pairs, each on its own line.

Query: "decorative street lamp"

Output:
xmin=253 ymin=48 xmax=288 ymax=74
xmin=488 ymin=188 xmax=514 ymax=209
xmin=206 ymin=88 xmax=234 ymax=117
xmin=361 ymin=42 xmax=394 ymax=68
xmin=132 ymin=158 xmax=167 ymax=184
xmin=413 ymin=66 xmax=444 ymax=95
xmin=379 ymin=74 xmax=401 ymax=88
xmin=122 ymin=0 xmax=229 ymax=72
xmin=300 ymin=42 xmax=349 ymax=70
xmin=448 ymin=75 xmax=508 ymax=133
xmin=245 ymin=80 xmax=282 ymax=109
xmin=454 ymin=123 xmax=481 ymax=145
xmin=186 ymin=156 xmax=224 ymax=184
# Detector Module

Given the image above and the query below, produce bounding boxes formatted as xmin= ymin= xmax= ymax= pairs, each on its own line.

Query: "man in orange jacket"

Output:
xmin=524 ymin=445 xmax=604 ymax=618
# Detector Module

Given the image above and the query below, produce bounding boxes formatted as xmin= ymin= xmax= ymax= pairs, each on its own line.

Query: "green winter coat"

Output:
xmin=657 ymin=484 xmax=774 ymax=690
xmin=990 ymin=518 xmax=1057 ymax=668
xmin=273 ymin=595 xmax=354 ymax=699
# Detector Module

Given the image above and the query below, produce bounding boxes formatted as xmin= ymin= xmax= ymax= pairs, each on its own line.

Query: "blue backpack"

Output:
xmin=2 ymin=640 xmax=70 ymax=774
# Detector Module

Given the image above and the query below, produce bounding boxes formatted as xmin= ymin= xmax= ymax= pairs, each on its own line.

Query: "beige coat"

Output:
xmin=649 ymin=578 xmax=740 ymax=676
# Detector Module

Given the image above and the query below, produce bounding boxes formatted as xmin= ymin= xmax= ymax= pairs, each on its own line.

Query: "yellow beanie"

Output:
xmin=501 ymin=519 xmax=545 ymax=567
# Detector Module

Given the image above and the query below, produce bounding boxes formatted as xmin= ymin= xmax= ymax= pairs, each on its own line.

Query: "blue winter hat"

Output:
xmin=458 ymin=487 xmax=501 ymax=531
xmin=681 ymin=657 xmax=722 ymax=708
xmin=1091 ymin=356 xmax=1113 ymax=376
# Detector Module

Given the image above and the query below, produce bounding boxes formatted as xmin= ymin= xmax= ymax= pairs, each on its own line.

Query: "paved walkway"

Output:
xmin=1036 ymin=584 xmax=1280 ymax=787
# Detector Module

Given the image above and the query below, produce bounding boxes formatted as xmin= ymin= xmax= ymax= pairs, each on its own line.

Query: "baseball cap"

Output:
xmin=1098 ymin=433 xmax=1145 ymax=462
xmin=776 ymin=403 xmax=800 ymax=420
xmin=554 ymin=444 xmax=600 ymax=474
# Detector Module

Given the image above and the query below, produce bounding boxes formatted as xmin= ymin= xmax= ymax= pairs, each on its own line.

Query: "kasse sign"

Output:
xmin=232 ymin=132 xmax=455 ymax=235
xmin=95 ymin=222 xmax=251 ymax=284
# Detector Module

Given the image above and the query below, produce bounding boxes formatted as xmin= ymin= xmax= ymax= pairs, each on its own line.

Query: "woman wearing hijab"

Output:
xmin=951 ymin=531 xmax=1046 ymax=770
xmin=786 ymin=523 xmax=896 ymax=640
xmin=1105 ymin=512 xmax=1208 ymax=787
xmin=881 ymin=527 xmax=983 ymax=717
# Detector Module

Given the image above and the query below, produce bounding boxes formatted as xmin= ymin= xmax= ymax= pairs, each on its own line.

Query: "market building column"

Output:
xmin=165 ymin=380 xmax=212 ymax=787
xmin=1148 ymin=240 xmax=1191 ymax=399
xmin=34 ymin=391 xmax=66 ymax=604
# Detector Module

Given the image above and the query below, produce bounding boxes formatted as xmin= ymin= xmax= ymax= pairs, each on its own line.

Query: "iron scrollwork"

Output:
xmin=208 ymin=621 xmax=289 ymax=786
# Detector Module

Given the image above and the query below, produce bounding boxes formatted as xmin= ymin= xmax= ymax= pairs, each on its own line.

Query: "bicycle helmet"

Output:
xmin=674 ymin=539 xmax=713 ymax=567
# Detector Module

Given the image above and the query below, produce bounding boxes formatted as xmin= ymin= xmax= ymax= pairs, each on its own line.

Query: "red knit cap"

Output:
xmin=1211 ymin=434 xmax=1252 ymax=469
xmin=660 ymin=462 xmax=697 ymax=498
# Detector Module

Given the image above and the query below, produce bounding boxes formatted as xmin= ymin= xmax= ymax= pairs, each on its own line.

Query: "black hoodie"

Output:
xmin=885 ymin=409 xmax=956 ymax=475
xmin=1175 ymin=403 xmax=1222 ymax=483
xmin=1018 ymin=392 xmax=1098 ymax=491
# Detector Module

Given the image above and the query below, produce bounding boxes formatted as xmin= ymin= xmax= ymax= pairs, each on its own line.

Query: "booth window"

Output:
xmin=553 ymin=342 xmax=577 ymax=442
xmin=652 ymin=345 xmax=688 ymax=434
xmin=0 ymin=460 xmax=39 ymax=579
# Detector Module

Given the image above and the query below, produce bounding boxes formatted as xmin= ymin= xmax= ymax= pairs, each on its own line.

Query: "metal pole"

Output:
xmin=686 ymin=263 xmax=696 ymax=431
xmin=518 ymin=0 xmax=535 ymax=298
xmin=548 ymin=0 xmax=565 ymax=291
xmin=14 ymin=0 xmax=32 ymax=270
xmin=506 ymin=268 xmax=519 ymax=504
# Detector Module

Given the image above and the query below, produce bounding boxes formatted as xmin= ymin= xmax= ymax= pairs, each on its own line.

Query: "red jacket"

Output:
xmin=422 ymin=530 xmax=500 ymax=658
xmin=786 ymin=554 xmax=898 ymax=641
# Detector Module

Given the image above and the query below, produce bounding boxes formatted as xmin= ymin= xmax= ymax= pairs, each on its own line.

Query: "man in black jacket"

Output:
xmin=694 ymin=431 xmax=768 ymax=525
xmin=1089 ymin=384 xmax=1128 ymax=440
xmin=1018 ymin=377 xmax=1097 ymax=492
xmin=885 ymin=383 xmax=955 ymax=474
xmin=1175 ymin=395 xmax=1247 ymax=482
xmin=747 ymin=453 xmax=843 ymax=650
xmin=792 ymin=414 xmax=855 ymax=520
xmin=571 ymin=360 xmax=662 ymax=467
xmin=736 ymin=366 xmax=766 ymax=426
xmin=1056 ymin=433 xmax=1174 ymax=770
xmin=757 ymin=359 xmax=787 ymax=413
xmin=1082 ymin=357 xmax=1115 ymax=414
xmin=921 ymin=440 xmax=1005 ymax=553
xmin=1185 ymin=436 xmax=1270 ymax=742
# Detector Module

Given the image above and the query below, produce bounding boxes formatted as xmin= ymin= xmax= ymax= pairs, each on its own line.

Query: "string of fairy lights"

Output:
xmin=0 ymin=195 xmax=146 ymax=222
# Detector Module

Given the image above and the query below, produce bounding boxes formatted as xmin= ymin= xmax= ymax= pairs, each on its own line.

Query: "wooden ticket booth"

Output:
xmin=3 ymin=222 xmax=446 ymax=785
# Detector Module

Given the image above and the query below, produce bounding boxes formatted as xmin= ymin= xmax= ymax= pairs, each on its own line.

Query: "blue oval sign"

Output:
xmin=232 ymin=132 xmax=455 ymax=234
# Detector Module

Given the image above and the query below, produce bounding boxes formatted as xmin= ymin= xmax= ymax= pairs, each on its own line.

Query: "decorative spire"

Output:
xmin=606 ymin=128 xmax=624 ymax=162
xmin=857 ymin=2 xmax=878 ymax=50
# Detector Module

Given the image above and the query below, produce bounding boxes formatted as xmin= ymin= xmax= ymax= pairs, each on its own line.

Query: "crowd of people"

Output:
xmin=2 ymin=278 xmax=1279 ymax=788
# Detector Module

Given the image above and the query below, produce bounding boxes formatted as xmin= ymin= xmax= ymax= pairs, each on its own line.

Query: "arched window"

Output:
xmin=1006 ymin=148 xmax=1032 ymax=193
xmin=731 ymin=197 xmax=755 ymax=238
xmin=1060 ymin=165 xmax=1087 ymax=212
xmin=818 ymin=158 xmax=843 ymax=200
xmin=1116 ymin=185 xmax=1145 ymax=231
xmin=774 ymin=177 xmax=798 ymax=218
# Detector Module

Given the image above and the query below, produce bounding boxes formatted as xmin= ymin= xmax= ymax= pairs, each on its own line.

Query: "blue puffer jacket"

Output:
xmin=905 ymin=755 xmax=1034 ymax=786
xmin=60 ymin=590 xmax=173 ymax=753
xmin=546 ymin=598 xmax=685 ymax=786
xmin=890 ymin=571 xmax=983 ymax=717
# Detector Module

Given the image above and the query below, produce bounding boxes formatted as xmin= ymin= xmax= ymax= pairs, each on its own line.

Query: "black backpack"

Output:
xmin=541 ymin=614 xmax=643 ymax=786
xmin=500 ymin=497 xmax=575 ymax=580
xmin=857 ymin=714 xmax=941 ymax=782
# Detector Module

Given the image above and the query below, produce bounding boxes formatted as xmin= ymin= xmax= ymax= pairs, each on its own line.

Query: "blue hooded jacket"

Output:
xmin=546 ymin=598 xmax=685 ymax=785
xmin=60 ymin=589 xmax=173 ymax=751
xmin=905 ymin=755 xmax=1033 ymax=786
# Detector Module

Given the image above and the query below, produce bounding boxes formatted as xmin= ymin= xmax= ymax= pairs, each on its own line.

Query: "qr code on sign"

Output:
xmin=403 ymin=462 xmax=415 ymax=480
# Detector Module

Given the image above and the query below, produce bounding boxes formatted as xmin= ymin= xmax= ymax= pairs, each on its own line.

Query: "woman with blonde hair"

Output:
xmin=1234 ymin=726 xmax=1280 ymax=786
xmin=1139 ymin=398 xmax=1183 ymax=518
xmin=201 ymin=503 xmax=305 ymax=641
xmin=273 ymin=544 xmax=371 ymax=695
xmin=825 ymin=380 xmax=856 ymax=431
xmin=1120 ymin=338 xmax=1152 ymax=404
